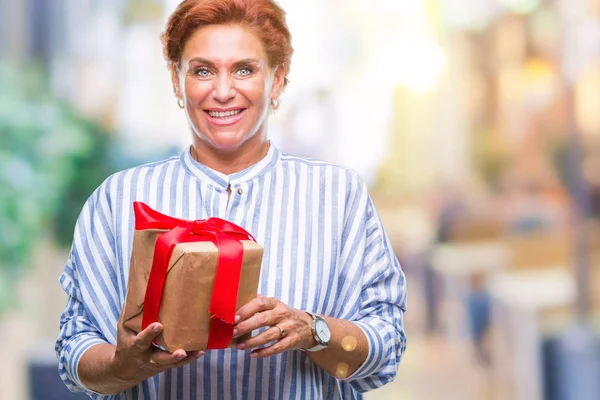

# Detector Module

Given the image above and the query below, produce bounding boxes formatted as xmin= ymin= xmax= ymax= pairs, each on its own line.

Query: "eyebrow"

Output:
xmin=188 ymin=57 xmax=261 ymax=67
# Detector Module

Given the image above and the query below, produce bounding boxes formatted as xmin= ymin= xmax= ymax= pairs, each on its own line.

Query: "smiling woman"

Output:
xmin=159 ymin=0 xmax=292 ymax=173
xmin=55 ymin=1 xmax=407 ymax=399
xmin=162 ymin=0 xmax=292 ymax=173
xmin=174 ymin=24 xmax=283 ymax=167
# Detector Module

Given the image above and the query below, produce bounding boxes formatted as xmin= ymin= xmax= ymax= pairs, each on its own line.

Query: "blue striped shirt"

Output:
xmin=56 ymin=144 xmax=407 ymax=399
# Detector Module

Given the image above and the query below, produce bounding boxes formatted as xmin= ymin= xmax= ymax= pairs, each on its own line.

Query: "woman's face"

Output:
xmin=174 ymin=24 xmax=284 ymax=152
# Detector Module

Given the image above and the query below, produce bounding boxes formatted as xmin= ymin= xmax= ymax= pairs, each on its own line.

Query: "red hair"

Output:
xmin=162 ymin=0 xmax=293 ymax=87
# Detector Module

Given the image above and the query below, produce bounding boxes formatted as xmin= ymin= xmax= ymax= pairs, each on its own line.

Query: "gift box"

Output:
xmin=121 ymin=202 xmax=263 ymax=352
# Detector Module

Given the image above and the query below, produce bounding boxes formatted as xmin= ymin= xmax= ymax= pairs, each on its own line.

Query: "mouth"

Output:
xmin=203 ymin=108 xmax=247 ymax=126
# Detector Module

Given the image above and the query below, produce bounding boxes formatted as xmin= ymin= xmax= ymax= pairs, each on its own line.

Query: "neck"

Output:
xmin=190 ymin=136 xmax=270 ymax=176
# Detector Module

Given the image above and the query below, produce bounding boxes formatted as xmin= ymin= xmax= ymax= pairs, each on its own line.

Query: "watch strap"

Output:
xmin=303 ymin=343 xmax=327 ymax=352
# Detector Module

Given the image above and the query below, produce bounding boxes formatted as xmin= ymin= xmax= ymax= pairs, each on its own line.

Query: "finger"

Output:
xmin=133 ymin=323 xmax=163 ymax=350
xmin=235 ymin=296 xmax=277 ymax=323
xmin=237 ymin=325 xmax=285 ymax=350
xmin=149 ymin=348 xmax=189 ymax=367
xmin=250 ymin=335 xmax=300 ymax=359
xmin=170 ymin=351 xmax=206 ymax=369
xmin=234 ymin=310 xmax=277 ymax=338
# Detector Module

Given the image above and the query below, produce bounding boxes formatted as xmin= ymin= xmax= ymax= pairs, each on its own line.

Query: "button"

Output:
xmin=237 ymin=188 xmax=243 ymax=195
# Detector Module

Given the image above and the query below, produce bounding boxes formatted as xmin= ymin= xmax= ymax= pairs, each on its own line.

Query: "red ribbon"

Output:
xmin=133 ymin=201 xmax=256 ymax=350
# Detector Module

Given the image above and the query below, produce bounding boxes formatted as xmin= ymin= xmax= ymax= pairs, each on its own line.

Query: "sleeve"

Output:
xmin=55 ymin=180 xmax=119 ymax=397
xmin=338 ymin=178 xmax=408 ymax=393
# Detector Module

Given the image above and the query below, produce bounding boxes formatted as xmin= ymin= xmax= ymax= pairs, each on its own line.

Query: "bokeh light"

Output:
xmin=341 ymin=335 xmax=358 ymax=352
xmin=335 ymin=363 xmax=350 ymax=379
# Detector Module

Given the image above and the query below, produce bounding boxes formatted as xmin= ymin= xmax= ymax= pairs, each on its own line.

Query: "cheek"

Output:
xmin=184 ymin=78 xmax=211 ymax=100
xmin=238 ymin=79 xmax=269 ymax=101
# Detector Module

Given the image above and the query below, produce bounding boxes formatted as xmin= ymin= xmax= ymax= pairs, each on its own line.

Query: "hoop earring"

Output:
xmin=177 ymin=98 xmax=185 ymax=109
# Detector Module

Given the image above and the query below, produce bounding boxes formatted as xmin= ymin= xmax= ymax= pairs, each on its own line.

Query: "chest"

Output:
xmin=119 ymin=178 xmax=348 ymax=311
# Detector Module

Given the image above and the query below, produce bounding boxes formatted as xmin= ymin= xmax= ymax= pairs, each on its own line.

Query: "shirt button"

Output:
xmin=237 ymin=188 xmax=243 ymax=195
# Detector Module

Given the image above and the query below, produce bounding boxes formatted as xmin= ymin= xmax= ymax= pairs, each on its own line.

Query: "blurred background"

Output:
xmin=1 ymin=0 xmax=599 ymax=399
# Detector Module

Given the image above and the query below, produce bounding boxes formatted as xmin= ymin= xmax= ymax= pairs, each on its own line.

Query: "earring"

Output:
xmin=177 ymin=98 xmax=185 ymax=109
xmin=271 ymin=98 xmax=280 ymax=111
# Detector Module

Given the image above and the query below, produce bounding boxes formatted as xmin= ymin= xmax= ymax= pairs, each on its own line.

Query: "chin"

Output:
xmin=197 ymin=132 xmax=251 ymax=152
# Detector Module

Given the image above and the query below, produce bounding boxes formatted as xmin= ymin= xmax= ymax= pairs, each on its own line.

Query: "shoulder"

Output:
xmin=279 ymin=153 xmax=367 ymax=188
xmin=99 ymin=155 xmax=181 ymax=192
xmin=84 ymin=155 xmax=182 ymax=213
xmin=105 ymin=155 xmax=181 ymax=183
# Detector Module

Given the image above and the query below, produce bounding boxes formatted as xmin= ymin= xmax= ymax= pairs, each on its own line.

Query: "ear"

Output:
xmin=170 ymin=64 xmax=182 ymax=99
xmin=270 ymin=65 xmax=286 ymax=100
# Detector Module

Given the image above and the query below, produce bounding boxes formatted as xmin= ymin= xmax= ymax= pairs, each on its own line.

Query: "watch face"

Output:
xmin=315 ymin=319 xmax=331 ymax=343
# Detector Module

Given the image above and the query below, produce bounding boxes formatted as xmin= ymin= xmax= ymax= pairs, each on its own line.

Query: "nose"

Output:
xmin=212 ymin=74 xmax=236 ymax=103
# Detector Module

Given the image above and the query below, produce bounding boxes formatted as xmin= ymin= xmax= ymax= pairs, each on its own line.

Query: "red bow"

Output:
xmin=134 ymin=201 xmax=256 ymax=350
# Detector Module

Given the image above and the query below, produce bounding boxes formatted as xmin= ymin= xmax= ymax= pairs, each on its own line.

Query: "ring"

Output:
xmin=149 ymin=360 xmax=160 ymax=366
xmin=275 ymin=325 xmax=285 ymax=338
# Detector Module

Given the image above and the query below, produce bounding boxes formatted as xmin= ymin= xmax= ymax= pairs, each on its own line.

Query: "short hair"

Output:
xmin=162 ymin=0 xmax=293 ymax=87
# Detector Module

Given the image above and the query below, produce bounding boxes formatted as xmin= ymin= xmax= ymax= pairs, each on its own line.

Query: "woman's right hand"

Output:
xmin=112 ymin=320 xmax=204 ymax=383
xmin=79 ymin=320 xmax=205 ymax=395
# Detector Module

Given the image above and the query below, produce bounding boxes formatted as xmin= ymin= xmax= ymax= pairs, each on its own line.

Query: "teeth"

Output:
xmin=208 ymin=110 xmax=242 ymax=118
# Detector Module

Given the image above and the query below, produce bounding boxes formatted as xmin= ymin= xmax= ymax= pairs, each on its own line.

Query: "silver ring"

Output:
xmin=275 ymin=325 xmax=285 ymax=338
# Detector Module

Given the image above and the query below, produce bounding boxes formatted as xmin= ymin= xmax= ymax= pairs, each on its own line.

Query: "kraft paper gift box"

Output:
xmin=121 ymin=202 xmax=263 ymax=352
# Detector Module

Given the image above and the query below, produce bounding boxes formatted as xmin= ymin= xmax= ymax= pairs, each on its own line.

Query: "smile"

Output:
xmin=203 ymin=108 xmax=247 ymax=126
xmin=207 ymin=109 xmax=242 ymax=118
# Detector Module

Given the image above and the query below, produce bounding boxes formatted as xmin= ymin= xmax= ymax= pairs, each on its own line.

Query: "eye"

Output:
xmin=236 ymin=67 xmax=254 ymax=77
xmin=193 ymin=67 xmax=212 ymax=78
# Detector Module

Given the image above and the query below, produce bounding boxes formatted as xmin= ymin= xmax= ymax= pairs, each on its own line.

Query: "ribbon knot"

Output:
xmin=133 ymin=201 xmax=256 ymax=349
xmin=191 ymin=220 xmax=207 ymax=235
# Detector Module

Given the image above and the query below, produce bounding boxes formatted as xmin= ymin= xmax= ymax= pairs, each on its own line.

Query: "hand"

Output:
xmin=113 ymin=319 xmax=204 ymax=381
xmin=233 ymin=295 xmax=316 ymax=358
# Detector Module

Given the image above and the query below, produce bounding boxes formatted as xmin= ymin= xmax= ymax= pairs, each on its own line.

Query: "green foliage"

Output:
xmin=0 ymin=62 xmax=115 ymax=313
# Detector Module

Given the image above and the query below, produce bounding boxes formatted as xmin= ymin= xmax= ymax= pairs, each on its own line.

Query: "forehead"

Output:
xmin=182 ymin=24 xmax=267 ymax=64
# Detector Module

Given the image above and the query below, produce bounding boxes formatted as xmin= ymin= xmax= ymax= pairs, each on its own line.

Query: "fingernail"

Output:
xmin=236 ymin=343 xmax=245 ymax=350
xmin=232 ymin=329 xmax=238 ymax=337
xmin=176 ymin=353 xmax=185 ymax=361
xmin=235 ymin=315 xmax=240 ymax=324
xmin=153 ymin=325 xmax=162 ymax=333
xmin=250 ymin=352 xmax=258 ymax=358
xmin=197 ymin=351 xmax=205 ymax=358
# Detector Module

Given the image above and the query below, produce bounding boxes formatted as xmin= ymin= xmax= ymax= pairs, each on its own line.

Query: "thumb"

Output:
xmin=133 ymin=323 xmax=163 ymax=350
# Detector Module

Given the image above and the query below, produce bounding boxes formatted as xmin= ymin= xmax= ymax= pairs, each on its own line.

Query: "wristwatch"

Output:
xmin=303 ymin=312 xmax=331 ymax=352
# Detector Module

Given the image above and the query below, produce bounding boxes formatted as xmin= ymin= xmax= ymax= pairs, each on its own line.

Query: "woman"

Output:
xmin=56 ymin=0 xmax=407 ymax=398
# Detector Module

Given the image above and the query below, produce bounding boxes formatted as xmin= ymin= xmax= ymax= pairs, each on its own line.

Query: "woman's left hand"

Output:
xmin=233 ymin=294 xmax=316 ymax=358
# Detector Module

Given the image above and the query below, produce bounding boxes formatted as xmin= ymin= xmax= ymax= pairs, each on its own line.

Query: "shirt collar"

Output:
xmin=180 ymin=142 xmax=281 ymax=189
